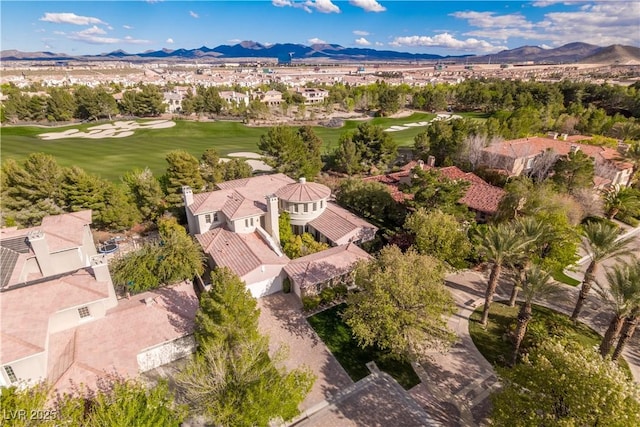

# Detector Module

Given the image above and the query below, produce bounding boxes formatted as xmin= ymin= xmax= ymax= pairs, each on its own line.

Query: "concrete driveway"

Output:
xmin=257 ymin=293 xmax=353 ymax=411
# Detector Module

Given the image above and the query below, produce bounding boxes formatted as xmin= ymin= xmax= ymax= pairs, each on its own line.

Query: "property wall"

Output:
xmin=137 ymin=335 xmax=196 ymax=372
xmin=1 ymin=353 xmax=46 ymax=387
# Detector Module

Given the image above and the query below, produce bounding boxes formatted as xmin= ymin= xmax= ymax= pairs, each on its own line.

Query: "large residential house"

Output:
xmin=219 ymin=90 xmax=250 ymax=107
xmin=480 ymin=134 xmax=634 ymax=188
xmin=0 ymin=211 xmax=197 ymax=391
xmin=183 ymin=174 xmax=377 ymax=298
xmin=295 ymin=88 xmax=329 ymax=105
xmin=364 ymin=158 xmax=506 ymax=222
xmin=256 ymin=89 xmax=283 ymax=106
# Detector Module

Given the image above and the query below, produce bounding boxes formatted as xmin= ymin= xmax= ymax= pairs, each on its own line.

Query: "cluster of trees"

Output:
xmin=257 ymin=125 xmax=323 ymax=179
xmin=110 ymin=217 xmax=204 ymax=294
xmin=331 ymin=122 xmax=399 ymax=174
xmin=2 ymin=376 xmax=186 ymax=426
xmin=175 ymin=267 xmax=315 ymax=426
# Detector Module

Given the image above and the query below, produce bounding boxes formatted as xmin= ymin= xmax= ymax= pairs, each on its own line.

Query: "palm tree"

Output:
xmin=611 ymin=258 xmax=640 ymax=362
xmin=476 ymin=222 xmax=533 ymax=327
xmin=603 ymin=185 xmax=640 ymax=220
xmin=595 ymin=261 xmax=640 ymax=357
xmin=571 ymin=221 xmax=634 ymax=321
xmin=508 ymin=217 xmax=551 ymax=306
xmin=511 ymin=265 xmax=557 ymax=365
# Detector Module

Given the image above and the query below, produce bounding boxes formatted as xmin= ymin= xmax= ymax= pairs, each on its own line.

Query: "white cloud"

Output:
xmin=39 ymin=12 xmax=107 ymax=26
xmin=166 ymin=38 xmax=174 ymax=44
xmin=452 ymin=3 xmax=640 ymax=48
xmin=53 ymin=31 xmax=66 ymax=35
xmin=273 ymin=0 xmax=340 ymax=14
xmin=375 ymin=41 xmax=383 ymax=46
xmin=69 ymin=27 xmax=151 ymax=45
xmin=353 ymin=30 xmax=370 ymax=36
xmin=390 ymin=33 xmax=507 ymax=53
xmin=308 ymin=37 xmax=327 ymax=44
xmin=107 ymin=25 xmax=114 ymax=30
xmin=228 ymin=39 xmax=242 ymax=44
xmin=123 ymin=25 xmax=133 ymax=30
xmin=308 ymin=0 xmax=340 ymax=13
xmin=35 ymin=29 xmax=46 ymax=33
xmin=355 ymin=37 xmax=371 ymax=46
xmin=189 ymin=11 xmax=199 ymax=18
xmin=349 ymin=0 xmax=385 ymax=13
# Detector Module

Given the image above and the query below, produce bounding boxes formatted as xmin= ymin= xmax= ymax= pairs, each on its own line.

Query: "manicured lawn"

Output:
xmin=469 ymin=301 xmax=631 ymax=376
xmin=0 ymin=113 xmax=435 ymax=182
xmin=307 ymin=303 xmax=421 ymax=390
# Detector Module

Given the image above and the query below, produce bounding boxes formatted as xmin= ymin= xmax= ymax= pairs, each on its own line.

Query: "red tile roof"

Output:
xmin=363 ymin=163 xmax=506 ymax=214
xmin=196 ymin=228 xmax=289 ymax=278
xmin=284 ymin=243 xmax=371 ymax=290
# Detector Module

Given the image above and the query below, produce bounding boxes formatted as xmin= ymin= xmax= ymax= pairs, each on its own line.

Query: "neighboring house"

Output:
xmin=219 ymin=90 xmax=250 ymax=107
xmin=480 ymin=134 xmax=634 ymax=188
xmin=163 ymin=91 xmax=183 ymax=113
xmin=0 ymin=211 xmax=197 ymax=392
xmin=363 ymin=158 xmax=506 ymax=222
xmin=284 ymin=243 xmax=371 ymax=298
xmin=296 ymin=88 xmax=329 ymax=105
xmin=183 ymin=174 xmax=378 ymax=298
xmin=257 ymin=89 xmax=283 ymax=106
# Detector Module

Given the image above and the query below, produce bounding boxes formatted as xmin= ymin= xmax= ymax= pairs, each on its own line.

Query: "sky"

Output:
xmin=1 ymin=1 xmax=639 ymax=56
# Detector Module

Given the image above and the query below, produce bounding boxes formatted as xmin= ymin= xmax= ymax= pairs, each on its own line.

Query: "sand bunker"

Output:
xmin=227 ymin=152 xmax=263 ymax=159
xmin=39 ymin=120 xmax=176 ymax=140
xmin=384 ymin=114 xmax=463 ymax=132
xmin=219 ymin=157 xmax=272 ymax=172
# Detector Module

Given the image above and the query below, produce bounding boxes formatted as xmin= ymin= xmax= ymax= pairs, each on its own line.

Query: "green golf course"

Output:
xmin=0 ymin=113 xmax=435 ymax=182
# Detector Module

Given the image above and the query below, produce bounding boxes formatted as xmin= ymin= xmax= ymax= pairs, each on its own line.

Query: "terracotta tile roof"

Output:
xmin=40 ymin=210 xmax=92 ymax=252
xmin=197 ymin=228 xmax=289 ymax=278
xmin=275 ymin=180 xmax=331 ymax=202
xmin=50 ymin=281 xmax=198 ymax=394
xmin=0 ymin=268 xmax=111 ymax=364
xmin=482 ymin=136 xmax=633 ymax=171
xmin=363 ymin=163 xmax=505 ymax=214
xmin=215 ymin=173 xmax=295 ymax=191
xmin=309 ymin=203 xmax=378 ymax=245
xmin=284 ymin=243 xmax=371 ymax=289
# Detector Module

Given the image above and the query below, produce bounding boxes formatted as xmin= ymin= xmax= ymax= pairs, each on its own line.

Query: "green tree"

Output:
xmin=491 ymin=340 xmax=640 ymax=426
xmin=377 ymin=84 xmax=400 ymax=116
xmin=335 ymin=178 xmax=404 ymax=226
xmin=551 ymin=149 xmax=595 ymax=193
xmin=476 ymin=222 xmax=532 ymax=327
xmin=595 ymin=259 xmax=640 ymax=357
xmin=278 ymin=211 xmax=328 ymax=258
xmin=343 ymin=246 xmax=456 ymax=360
xmin=333 ymin=134 xmax=362 ymax=175
xmin=176 ymin=268 xmax=315 ymax=426
xmin=511 ymin=265 xmax=557 ymax=365
xmin=122 ymin=167 xmax=165 ymax=221
xmin=258 ymin=125 xmax=323 ymax=179
xmin=413 ymin=131 xmax=430 ymax=162
xmin=351 ymin=122 xmax=398 ymax=170
xmin=571 ymin=221 xmax=634 ymax=321
xmin=220 ymin=158 xmax=253 ymax=181
xmin=404 ymin=208 xmax=471 ymax=269
xmin=603 ymin=185 xmax=640 ymax=220
xmin=404 ymin=168 xmax=471 ymax=220
xmin=120 ymin=85 xmax=166 ymax=117
xmin=111 ymin=244 xmax=162 ymax=293
xmin=164 ymin=150 xmax=204 ymax=206
xmin=46 ymin=88 xmax=76 ymax=121
xmin=156 ymin=217 xmax=205 ymax=284
xmin=200 ymin=148 xmax=223 ymax=189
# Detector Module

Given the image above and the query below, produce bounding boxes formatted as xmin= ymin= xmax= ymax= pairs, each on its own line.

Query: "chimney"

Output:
xmin=560 ymin=133 xmax=568 ymax=141
xmin=28 ymin=230 xmax=55 ymax=277
xmin=182 ymin=185 xmax=194 ymax=207
xmin=299 ymin=177 xmax=306 ymax=184
xmin=417 ymin=159 xmax=425 ymax=170
xmin=90 ymin=254 xmax=112 ymax=283
xmin=426 ymin=155 xmax=436 ymax=167
xmin=547 ymin=132 xmax=558 ymax=140
xmin=570 ymin=144 xmax=579 ymax=154
xmin=264 ymin=195 xmax=280 ymax=244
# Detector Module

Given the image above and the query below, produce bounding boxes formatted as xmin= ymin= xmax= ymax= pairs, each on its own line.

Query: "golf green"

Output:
xmin=1 ymin=113 xmax=434 ymax=181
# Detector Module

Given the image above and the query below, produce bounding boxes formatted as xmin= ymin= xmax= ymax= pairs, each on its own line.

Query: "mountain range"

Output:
xmin=2 ymin=41 xmax=639 ymax=64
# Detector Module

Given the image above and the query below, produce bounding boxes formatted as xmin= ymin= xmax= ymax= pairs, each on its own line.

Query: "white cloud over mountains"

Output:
xmin=355 ymin=37 xmax=371 ymax=46
xmin=40 ymin=12 xmax=106 ymax=26
xmin=272 ymin=0 xmax=340 ymax=14
xmin=390 ymin=33 xmax=507 ymax=53
xmin=308 ymin=37 xmax=327 ymax=44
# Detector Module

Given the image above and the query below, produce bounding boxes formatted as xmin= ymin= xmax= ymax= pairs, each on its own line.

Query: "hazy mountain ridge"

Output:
xmin=2 ymin=41 xmax=638 ymax=63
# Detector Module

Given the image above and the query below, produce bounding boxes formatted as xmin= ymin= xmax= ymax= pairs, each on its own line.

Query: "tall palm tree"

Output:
xmin=594 ymin=261 xmax=640 ymax=357
xmin=477 ymin=222 xmax=533 ymax=327
xmin=611 ymin=258 xmax=640 ymax=361
xmin=603 ymin=185 xmax=640 ymax=220
xmin=571 ymin=221 xmax=634 ymax=321
xmin=511 ymin=265 xmax=558 ymax=365
xmin=508 ymin=217 xmax=551 ymax=306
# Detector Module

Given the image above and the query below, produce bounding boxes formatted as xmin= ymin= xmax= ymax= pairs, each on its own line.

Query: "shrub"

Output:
xmin=302 ymin=295 xmax=321 ymax=311
xmin=283 ymin=277 xmax=291 ymax=294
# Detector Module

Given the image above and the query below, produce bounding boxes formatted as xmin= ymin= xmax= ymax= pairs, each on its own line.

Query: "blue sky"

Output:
xmin=2 ymin=1 xmax=639 ymax=55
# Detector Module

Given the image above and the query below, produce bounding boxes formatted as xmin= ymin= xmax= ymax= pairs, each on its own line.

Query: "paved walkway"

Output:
xmin=412 ymin=268 xmax=640 ymax=425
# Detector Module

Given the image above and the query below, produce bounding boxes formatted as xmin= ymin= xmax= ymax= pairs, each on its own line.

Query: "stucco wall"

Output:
xmin=244 ymin=267 xmax=286 ymax=297
xmin=48 ymin=299 xmax=110 ymax=335
xmin=1 ymin=353 xmax=46 ymax=387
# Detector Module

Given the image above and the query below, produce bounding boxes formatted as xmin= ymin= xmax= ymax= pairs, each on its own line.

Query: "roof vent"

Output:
xmin=299 ymin=177 xmax=306 ymax=184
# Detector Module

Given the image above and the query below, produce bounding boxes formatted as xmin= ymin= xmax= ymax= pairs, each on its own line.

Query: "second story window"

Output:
xmin=78 ymin=306 xmax=91 ymax=319
xmin=205 ymin=214 xmax=212 ymax=223
xmin=304 ymin=204 xmax=309 ymax=213
xmin=214 ymin=212 xmax=219 ymax=222
xmin=4 ymin=366 xmax=17 ymax=383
